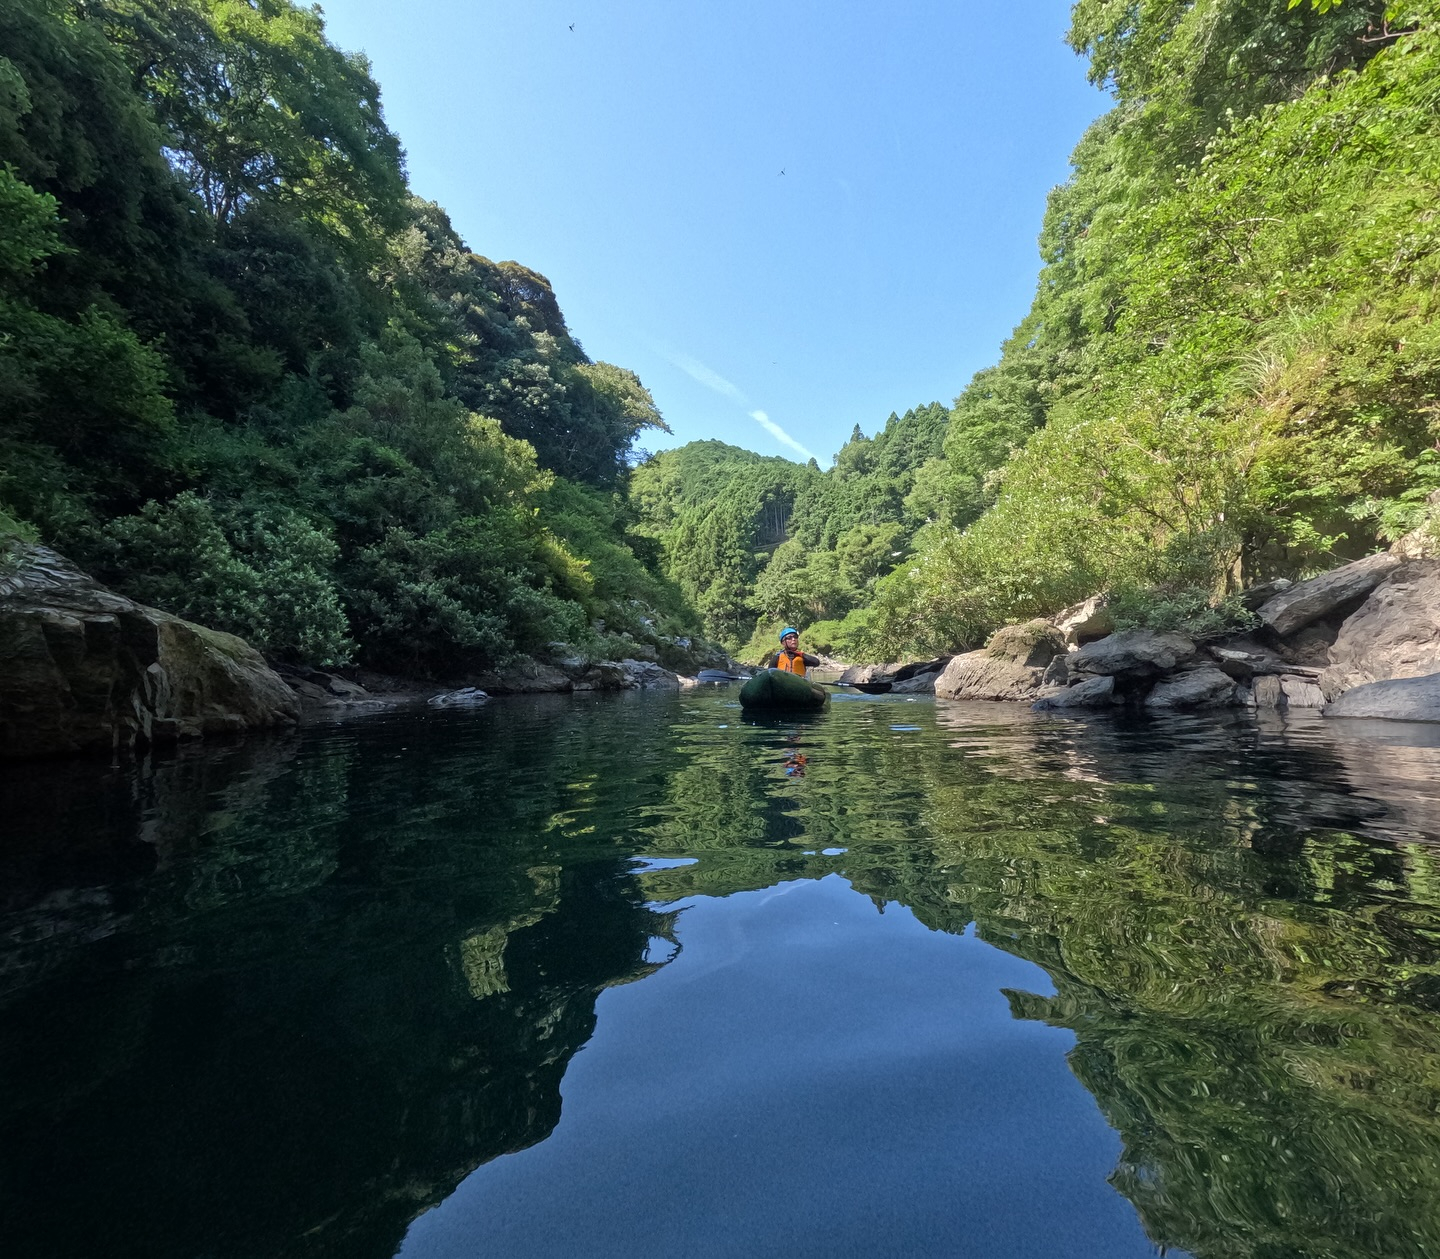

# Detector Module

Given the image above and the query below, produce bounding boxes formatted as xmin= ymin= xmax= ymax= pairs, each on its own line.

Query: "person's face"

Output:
xmin=782 ymin=634 xmax=799 ymax=651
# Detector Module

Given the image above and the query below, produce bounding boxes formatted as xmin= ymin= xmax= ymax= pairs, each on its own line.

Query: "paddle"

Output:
xmin=813 ymin=678 xmax=892 ymax=694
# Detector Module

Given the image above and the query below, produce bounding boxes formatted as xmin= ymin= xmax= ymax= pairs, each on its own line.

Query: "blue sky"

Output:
xmin=319 ymin=1 xmax=1109 ymax=465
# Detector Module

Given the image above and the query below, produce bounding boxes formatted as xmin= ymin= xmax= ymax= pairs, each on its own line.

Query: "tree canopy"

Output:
xmin=0 ymin=0 xmax=683 ymax=672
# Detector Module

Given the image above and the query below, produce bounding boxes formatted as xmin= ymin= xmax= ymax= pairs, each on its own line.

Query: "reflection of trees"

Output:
xmin=9 ymin=694 xmax=1440 ymax=1258
xmin=0 ymin=696 xmax=685 ymax=1259
xmin=861 ymin=715 xmax=1440 ymax=1259
xmin=646 ymin=703 xmax=1440 ymax=1258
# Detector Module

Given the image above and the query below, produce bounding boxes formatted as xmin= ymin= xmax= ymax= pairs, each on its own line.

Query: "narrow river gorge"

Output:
xmin=5 ymin=690 xmax=1440 ymax=1258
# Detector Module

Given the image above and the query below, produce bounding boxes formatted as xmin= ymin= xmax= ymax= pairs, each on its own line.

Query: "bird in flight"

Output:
xmin=569 ymin=23 xmax=575 ymax=31
xmin=779 ymin=169 xmax=785 ymax=176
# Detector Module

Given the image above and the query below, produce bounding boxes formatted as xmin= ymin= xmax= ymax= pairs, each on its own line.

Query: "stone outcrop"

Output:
xmin=1319 ymin=561 xmax=1440 ymax=700
xmin=1255 ymin=551 xmax=1401 ymax=637
xmin=0 ymin=542 xmax=298 ymax=758
xmin=1070 ymin=630 xmax=1197 ymax=677
xmin=1323 ymin=673 xmax=1440 ymax=723
xmin=472 ymin=656 xmax=683 ymax=694
xmin=935 ymin=621 xmax=1064 ymax=701
xmin=1143 ymin=665 xmax=1239 ymax=710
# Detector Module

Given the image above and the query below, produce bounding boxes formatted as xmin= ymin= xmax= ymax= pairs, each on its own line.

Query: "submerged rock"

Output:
xmin=0 ymin=542 xmax=298 ymax=758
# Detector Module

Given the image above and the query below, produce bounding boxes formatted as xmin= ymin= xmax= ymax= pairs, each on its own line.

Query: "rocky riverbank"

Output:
xmin=848 ymin=552 xmax=1440 ymax=724
xmin=0 ymin=542 xmax=732 ymax=758
xmin=0 ymin=543 xmax=299 ymax=757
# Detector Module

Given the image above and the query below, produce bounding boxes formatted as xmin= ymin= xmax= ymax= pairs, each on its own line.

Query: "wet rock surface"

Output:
xmin=0 ymin=543 xmax=298 ymax=758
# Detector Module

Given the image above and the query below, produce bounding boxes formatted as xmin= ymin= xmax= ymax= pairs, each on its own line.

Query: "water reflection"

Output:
xmin=2 ymin=692 xmax=1440 ymax=1256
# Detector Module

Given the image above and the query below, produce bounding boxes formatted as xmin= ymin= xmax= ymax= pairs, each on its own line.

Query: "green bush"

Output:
xmin=102 ymin=493 xmax=354 ymax=665
xmin=1107 ymin=587 xmax=1261 ymax=642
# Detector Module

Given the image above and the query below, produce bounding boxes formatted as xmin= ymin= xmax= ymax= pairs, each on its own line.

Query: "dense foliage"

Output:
xmin=630 ymin=402 xmax=948 ymax=655
xmin=860 ymin=0 xmax=1440 ymax=658
xmin=0 ymin=0 xmax=690 ymax=672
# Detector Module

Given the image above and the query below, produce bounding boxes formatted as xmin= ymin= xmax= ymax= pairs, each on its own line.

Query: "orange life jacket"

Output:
xmin=775 ymin=649 xmax=806 ymax=677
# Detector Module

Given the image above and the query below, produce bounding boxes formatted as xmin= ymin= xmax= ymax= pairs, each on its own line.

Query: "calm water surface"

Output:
xmin=5 ymin=688 xmax=1440 ymax=1258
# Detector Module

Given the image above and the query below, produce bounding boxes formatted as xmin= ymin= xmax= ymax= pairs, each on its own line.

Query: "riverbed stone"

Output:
xmin=1032 ymin=674 xmax=1120 ymax=710
xmin=1070 ymin=630 xmax=1196 ymax=677
xmin=1144 ymin=666 xmax=1238 ymax=710
xmin=0 ymin=542 xmax=298 ymax=758
xmin=1319 ymin=561 xmax=1440 ymax=700
xmin=1255 ymin=551 xmax=1402 ymax=637
xmin=1323 ymin=673 xmax=1440 ymax=723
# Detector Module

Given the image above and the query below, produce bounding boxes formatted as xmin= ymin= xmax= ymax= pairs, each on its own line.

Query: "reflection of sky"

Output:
xmin=401 ymin=875 xmax=1166 ymax=1259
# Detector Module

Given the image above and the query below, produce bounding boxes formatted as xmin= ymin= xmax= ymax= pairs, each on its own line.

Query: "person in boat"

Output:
xmin=765 ymin=627 xmax=822 ymax=677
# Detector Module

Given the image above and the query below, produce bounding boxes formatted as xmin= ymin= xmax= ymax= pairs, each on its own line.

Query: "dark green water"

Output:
xmin=5 ymin=689 xmax=1440 ymax=1258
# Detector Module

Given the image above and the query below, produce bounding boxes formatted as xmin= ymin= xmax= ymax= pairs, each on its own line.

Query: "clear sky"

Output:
xmin=318 ymin=1 xmax=1109 ymax=465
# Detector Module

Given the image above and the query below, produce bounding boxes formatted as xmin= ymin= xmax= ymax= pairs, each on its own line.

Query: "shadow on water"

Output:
xmin=5 ymin=689 xmax=1440 ymax=1256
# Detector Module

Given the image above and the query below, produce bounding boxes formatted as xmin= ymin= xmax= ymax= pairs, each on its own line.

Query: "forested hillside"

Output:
xmin=0 ymin=0 xmax=695 ymax=674
xmin=630 ymin=403 xmax=947 ymax=655
xmin=634 ymin=1 xmax=1440 ymax=665
xmin=859 ymin=0 xmax=1440 ymax=657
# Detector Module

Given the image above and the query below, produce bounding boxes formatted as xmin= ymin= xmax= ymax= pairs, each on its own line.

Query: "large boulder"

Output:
xmin=1143 ymin=666 xmax=1238 ymax=710
xmin=1322 ymin=673 xmax=1440 ymax=723
xmin=935 ymin=651 xmax=1041 ymax=701
xmin=934 ymin=621 xmax=1063 ymax=701
xmin=0 ymin=542 xmax=298 ymax=758
xmin=1070 ymin=630 xmax=1196 ymax=677
xmin=1319 ymin=561 xmax=1440 ymax=700
xmin=1255 ymin=551 xmax=1402 ymax=637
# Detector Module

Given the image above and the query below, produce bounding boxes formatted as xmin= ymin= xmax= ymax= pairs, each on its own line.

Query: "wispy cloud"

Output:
xmin=669 ymin=352 xmax=748 ymax=405
xmin=661 ymin=345 xmax=816 ymax=462
xmin=750 ymin=410 xmax=816 ymax=462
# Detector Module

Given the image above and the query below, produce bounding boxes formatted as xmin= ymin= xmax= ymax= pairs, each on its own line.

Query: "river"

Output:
xmin=4 ymin=687 xmax=1440 ymax=1258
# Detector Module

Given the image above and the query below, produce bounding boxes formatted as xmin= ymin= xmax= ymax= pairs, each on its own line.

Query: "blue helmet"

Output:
xmin=779 ymin=626 xmax=799 ymax=642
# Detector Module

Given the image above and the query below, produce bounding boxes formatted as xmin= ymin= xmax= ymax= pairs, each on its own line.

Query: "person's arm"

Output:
xmin=802 ymin=652 xmax=822 ymax=667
